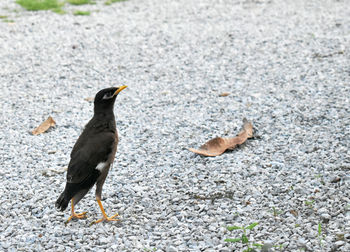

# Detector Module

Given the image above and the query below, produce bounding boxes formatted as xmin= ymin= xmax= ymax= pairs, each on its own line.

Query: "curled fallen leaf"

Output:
xmin=189 ymin=118 xmax=253 ymax=156
xmin=32 ymin=116 xmax=56 ymax=135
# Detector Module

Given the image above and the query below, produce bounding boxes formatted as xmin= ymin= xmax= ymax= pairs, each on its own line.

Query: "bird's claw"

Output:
xmin=65 ymin=211 xmax=88 ymax=224
xmin=90 ymin=213 xmax=120 ymax=226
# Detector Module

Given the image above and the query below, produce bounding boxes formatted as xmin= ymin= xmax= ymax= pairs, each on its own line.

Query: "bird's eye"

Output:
xmin=102 ymin=92 xmax=113 ymax=100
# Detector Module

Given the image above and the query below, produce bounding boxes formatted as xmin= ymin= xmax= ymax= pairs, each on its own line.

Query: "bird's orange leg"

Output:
xmin=91 ymin=198 xmax=119 ymax=225
xmin=65 ymin=199 xmax=87 ymax=224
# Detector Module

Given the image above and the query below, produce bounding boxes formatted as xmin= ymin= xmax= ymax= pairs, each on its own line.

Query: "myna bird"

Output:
xmin=55 ymin=86 xmax=127 ymax=224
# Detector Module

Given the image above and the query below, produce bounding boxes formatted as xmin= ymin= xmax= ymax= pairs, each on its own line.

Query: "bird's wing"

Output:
xmin=66 ymin=131 xmax=116 ymax=184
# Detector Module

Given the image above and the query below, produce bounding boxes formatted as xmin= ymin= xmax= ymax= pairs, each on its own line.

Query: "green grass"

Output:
xmin=2 ymin=19 xmax=15 ymax=23
xmin=16 ymin=0 xmax=64 ymax=12
xmin=0 ymin=15 xmax=8 ymax=19
xmin=271 ymin=206 xmax=282 ymax=217
xmin=225 ymin=223 xmax=262 ymax=252
xmin=317 ymin=223 xmax=325 ymax=249
xmin=143 ymin=248 xmax=157 ymax=252
xmin=73 ymin=10 xmax=90 ymax=15
xmin=104 ymin=0 xmax=126 ymax=5
xmin=305 ymin=200 xmax=315 ymax=208
xmin=67 ymin=0 xmax=95 ymax=5
xmin=15 ymin=0 xmax=121 ymax=16
xmin=53 ymin=8 xmax=65 ymax=14
xmin=225 ymin=222 xmax=284 ymax=251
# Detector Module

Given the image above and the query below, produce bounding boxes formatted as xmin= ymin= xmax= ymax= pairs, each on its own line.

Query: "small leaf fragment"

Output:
xmin=290 ymin=209 xmax=298 ymax=216
xmin=219 ymin=92 xmax=230 ymax=97
xmin=32 ymin=116 xmax=56 ymax=135
xmin=84 ymin=97 xmax=94 ymax=102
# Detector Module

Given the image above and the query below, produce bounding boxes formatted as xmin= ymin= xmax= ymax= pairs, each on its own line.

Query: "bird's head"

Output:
xmin=94 ymin=86 xmax=127 ymax=113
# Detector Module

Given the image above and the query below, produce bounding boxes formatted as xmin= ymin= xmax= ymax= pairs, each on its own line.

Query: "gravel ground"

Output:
xmin=0 ymin=0 xmax=349 ymax=251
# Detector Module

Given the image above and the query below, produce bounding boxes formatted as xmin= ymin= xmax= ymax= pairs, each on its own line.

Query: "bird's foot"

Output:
xmin=65 ymin=211 xmax=88 ymax=224
xmin=90 ymin=213 xmax=119 ymax=225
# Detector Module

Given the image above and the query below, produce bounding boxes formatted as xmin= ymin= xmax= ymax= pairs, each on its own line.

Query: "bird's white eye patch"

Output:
xmin=102 ymin=93 xmax=113 ymax=100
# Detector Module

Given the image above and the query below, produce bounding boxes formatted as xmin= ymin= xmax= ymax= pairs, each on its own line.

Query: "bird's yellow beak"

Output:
xmin=113 ymin=85 xmax=127 ymax=96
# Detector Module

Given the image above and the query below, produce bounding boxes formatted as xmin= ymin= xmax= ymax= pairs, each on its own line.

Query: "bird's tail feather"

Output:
xmin=55 ymin=171 xmax=101 ymax=212
xmin=55 ymin=191 xmax=70 ymax=211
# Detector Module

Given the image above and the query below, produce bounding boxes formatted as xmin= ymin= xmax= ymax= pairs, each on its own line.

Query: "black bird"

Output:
xmin=56 ymin=86 xmax=127 ymax=224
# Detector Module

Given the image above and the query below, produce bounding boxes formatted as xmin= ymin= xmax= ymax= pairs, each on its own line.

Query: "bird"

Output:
xmin=55 ymin=86 xmax=127 ymax=224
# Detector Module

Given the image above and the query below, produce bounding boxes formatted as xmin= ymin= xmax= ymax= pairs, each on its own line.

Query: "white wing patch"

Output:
xmin=96 ymin=162 xmax=107 ymax=172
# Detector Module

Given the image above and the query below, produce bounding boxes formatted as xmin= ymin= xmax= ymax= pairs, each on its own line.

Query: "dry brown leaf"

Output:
xmin=32 ymin=116 xmax=56 ymax=135
xmin=188 ymin=118 xmax=253 ymax=156
xmin=219 ymin=92 xmax=230 ymax=97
